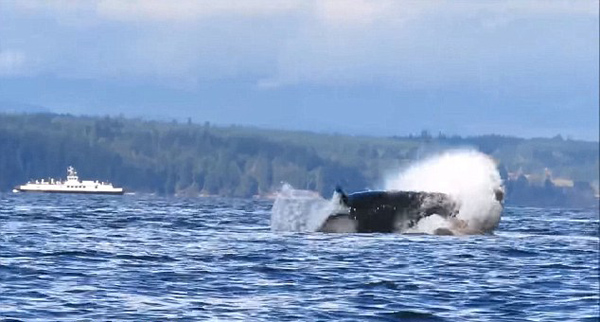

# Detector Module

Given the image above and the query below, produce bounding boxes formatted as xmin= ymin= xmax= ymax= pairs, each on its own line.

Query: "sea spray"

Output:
xmin=271 ymin=150 xmax=503 ymax=234
xmin=384 ymin=149 xmax=504 ymax=234
xmin=271 ymin=183 xmax=346 ymax=232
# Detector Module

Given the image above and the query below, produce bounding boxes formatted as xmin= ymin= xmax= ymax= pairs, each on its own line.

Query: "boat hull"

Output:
xmin=13 ymin=188 xmax=124 ymax=195
xmin=13 ymin=166 xmax=126 ymax=196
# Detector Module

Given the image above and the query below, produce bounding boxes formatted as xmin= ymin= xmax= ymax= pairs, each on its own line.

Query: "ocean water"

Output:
xmin=0 ymin=193 xmax=598 ymax=321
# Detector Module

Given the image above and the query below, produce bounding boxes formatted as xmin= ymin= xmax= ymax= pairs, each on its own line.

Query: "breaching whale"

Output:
xmin=318 ymin=187 xmax=504 ymax=234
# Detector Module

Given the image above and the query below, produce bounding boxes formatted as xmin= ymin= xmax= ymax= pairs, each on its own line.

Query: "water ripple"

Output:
xmin=0 ymin=194 xmax=598 ymax=321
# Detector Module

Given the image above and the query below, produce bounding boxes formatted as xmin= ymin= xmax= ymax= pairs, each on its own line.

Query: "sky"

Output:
xmin=0 ymin=0 xmax=598 ymax=140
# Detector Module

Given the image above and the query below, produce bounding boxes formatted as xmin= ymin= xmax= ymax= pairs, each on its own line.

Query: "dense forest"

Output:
xmin=0 ymin=113 xmax=598 ymax=207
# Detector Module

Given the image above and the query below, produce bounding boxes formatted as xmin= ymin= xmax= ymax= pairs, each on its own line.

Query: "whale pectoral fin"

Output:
xmin=433 ymin=228 xmax=454 ymax=235
xmin=319 ymin=213 xmax=357 ymax=233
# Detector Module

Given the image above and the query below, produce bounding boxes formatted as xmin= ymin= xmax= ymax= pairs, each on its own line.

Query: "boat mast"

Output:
xmin=67 ymin=166 xmax=79 ymax=182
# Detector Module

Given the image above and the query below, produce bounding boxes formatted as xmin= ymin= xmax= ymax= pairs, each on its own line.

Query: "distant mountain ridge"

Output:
xmin=0 ymin=101 xmax=50 ymax=114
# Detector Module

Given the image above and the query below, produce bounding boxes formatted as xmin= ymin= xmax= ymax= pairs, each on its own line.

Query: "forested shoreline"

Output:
xmin=0 ymin=113 xmax=598 ymax=207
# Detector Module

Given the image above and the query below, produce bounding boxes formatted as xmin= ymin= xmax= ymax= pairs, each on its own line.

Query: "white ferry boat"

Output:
xmin=12 ymin=166 xmax=124 ymax=195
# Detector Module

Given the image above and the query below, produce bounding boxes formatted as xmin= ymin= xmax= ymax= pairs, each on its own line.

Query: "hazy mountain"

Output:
xmin=0 ymin=101 xmax=50 ymax=114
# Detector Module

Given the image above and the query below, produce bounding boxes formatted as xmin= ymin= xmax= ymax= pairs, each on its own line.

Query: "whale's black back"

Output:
xmin=339 ymin=190 xmax=459 ymax=233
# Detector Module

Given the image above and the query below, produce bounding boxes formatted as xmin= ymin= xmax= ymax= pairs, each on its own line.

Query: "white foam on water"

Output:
xmin=384 ymin=149 xmax=504 ymax=234
xmin=270 ymin=183 xmax=346 ymax=232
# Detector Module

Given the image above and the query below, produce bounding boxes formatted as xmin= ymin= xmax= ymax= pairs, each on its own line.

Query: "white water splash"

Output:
xmin=270 ymin=150 xmax=503 ymax=235
xmin=270 ymin=183 xmax=346 ymax=232
xmin=384 ymin=149 xmax=504 ymax=235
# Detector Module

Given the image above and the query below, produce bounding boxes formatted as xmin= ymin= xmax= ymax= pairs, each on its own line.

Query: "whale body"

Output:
xmin=318 ymin=187 xmax=504 ymax=234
